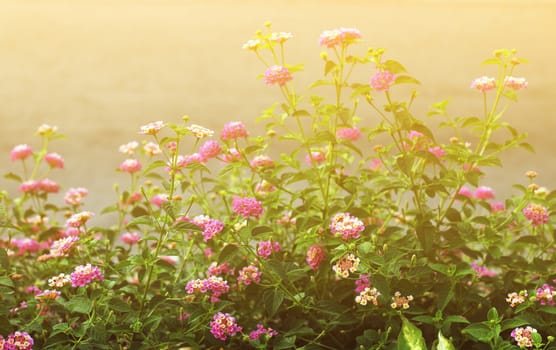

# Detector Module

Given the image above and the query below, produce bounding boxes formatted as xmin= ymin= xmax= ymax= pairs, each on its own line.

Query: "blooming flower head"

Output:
xmin=428 ymin=146 xmax=446 ymax=158
xmin=199 ymin=140 xmax=222 ymax=160
xmin=255 ymin=180 xmax=276 ymax=197
xmin=319 ymin=28 xmax=362 ymax=48
xmin=457 ymin=186 xmax=472 ymax=198
xmin=249 ymin=324 xmax=279 ymax=340
xmin=270 ymin=31 xmax=293 ymax=43
xmin=330 ymin=212 xmax=365 ymax=240
xmin=10 ymin=238 xmax=41 ymax=256
xmin=232 ymin=196 xmax=264 ymax=218
xmin=119 ymin=159 xmax=142 ymax=173
xmin=336 ymin=127 xmax=361 ymax=142
xmin=64 ymin=187 xmax=89 ymax=206
xmin=139 ymin=121 xmax=164 ymax=135
xmin=210 ymin=312 xmax=242 ymax=341
xmin=504 ymin=76 xmax=528 ymax=90
xmin=471 ymin=76 xmax=496 ymax=92
xmin=355 ymin=274 xmax=371 ymax=293
xmin=44 ymin=152 xmax=64 ymax=168
xmin=332 ymin=253 xmax=360 ymax=279
xmin=257 ymin=240 xmax=281 ymax=259
xmin=48 ymin=273 xmax=71 ymax=288
xmin=355 ymin=287 xmax=381 ymax=306
xmin=150 ymin=194 xmax=168 ymax=208
xmin=143 ymin=141 xmax=162 ymax=156
xmin=36 ymin=289 xmax=61 ymax=302
xmin=186 ymin=276 xmax=230 ymax=302
xmin=223 ymin=147 xmax=242 ymax=162
xmin=119 ymin=141 xmax=139 ymax=155
xmin=523 ymin=204 xmax=549 ymax=226
xmin=263 ymin=65 xmax=293 ymax=86
xmin=242 ymin=38 xmax=262 ymax=51
xmin=535 ymin=283 xmax=556 ymax=305
xmin=50 ymin=236 xmax=80 ymax=257
xmin=306 ymin=245 xmax=324 ymax=270
xmin=511 ymin=326 xmax=537 ymax=348
xmin=208 ymin=262 xmax=233 ymax=276
xmin=238 ymin=264 xmax=262 ymax=285
xmin=306 ymin=151 xmax=326 ymax=166
xmin=490 ymin=201 xmax=506 ymax=213
xmin=390 ymin=291 xmax=414 ymax=309
xmin=37 ymin=124 xmax=58 ymax=136
xmin=70 ymin=264 xmax=104 ymax=287
xmin=120 ymin=231 xmax=141 ymax=245
xmin=370 ymin=70 xmax=395 ymax=91
xmin=471 ymin=263 xmax=497 ymax=278
xmin=5 ymin=331 xmax=34 ymax=350
xmin=369 ymin=158 xmax=383 ymax=171
xmin=66 ymin=211 xmax=94 ymax=227
xmin=250 ymin=155 xmax=275 ymax=170
xmin=506 ymin=290 xmax=528 ymax=307
xmin=191 ymin=215 xmax=225 ymax=242
xmin=221 ymin=121 xmax=249 ymax=140
xmin=10 ymin=144 xmax=33 ymax=162
xmin=474 ymin=186 xmax=495 ymax=200
xmin=187 ymin=124 xmax=214 ymax=138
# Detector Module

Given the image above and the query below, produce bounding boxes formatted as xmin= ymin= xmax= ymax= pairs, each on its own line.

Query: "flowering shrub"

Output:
xmin=1 ymin=23 xmax=556 ymax=349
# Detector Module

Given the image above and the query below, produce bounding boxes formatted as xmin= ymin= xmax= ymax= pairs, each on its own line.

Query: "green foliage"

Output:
xmin=0 ymin=24 xmax=554 ymax=350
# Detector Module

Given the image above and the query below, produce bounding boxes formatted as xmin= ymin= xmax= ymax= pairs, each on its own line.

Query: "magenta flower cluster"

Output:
xmin=232 ymin=196 xmax=264 ymax=218
xmin=257 ymin=240 xmax=281 ymax=259
xmin=249 ymin=324 xmax=278 ymax=340
xmin=70 ymin=264 xmax=104 ymax=287
xmin=210 ymin=312 xmax=242 ymax=341
xmin=523 ymin=204 xmax=549 ymax=226
xmin=185 ymin=276 xmax=230 ymax=302
xmin=0 ymin=331 xmax=34 ymax=350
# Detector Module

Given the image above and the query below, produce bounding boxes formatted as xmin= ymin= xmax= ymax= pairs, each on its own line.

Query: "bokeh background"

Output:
xmin=1 ymin=0 xmax=555 ymax=218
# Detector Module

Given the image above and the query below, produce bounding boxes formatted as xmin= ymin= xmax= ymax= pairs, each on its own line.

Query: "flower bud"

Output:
xmin=525 ymin=170 xmax=538 ymax=179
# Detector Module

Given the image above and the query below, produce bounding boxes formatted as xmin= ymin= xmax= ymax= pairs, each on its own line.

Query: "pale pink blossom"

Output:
xmin=223 ymin=147 xmax=242 ymax=162
xmin=306 ymin=245 xmax=324 ymax=270
xmin=232 ymin=196 xmax=264 ymax=218
xmin=119 ymin=141 xmax=139 ymax=155
xmin=369 ymin=158 xmax=383 ymax=171
xmin=66 ymin=211 xmax=94 ymax=227
xmin=257 ymin=240 xmax=281 ymax=259
xmin=457 ymin=186 xmax=472 ymax=198
xmin=10 ymin=144 xmax=33 ymax=162
xmin=187 ymin=124 xmax=214 ymax=138
xmin=471 ymin=76 xmax=496 ymax=92
xmin=221 ymin=121 xmax=248 ymax=140
xmin=64 ymin=187 xmax=88 ymax=206
xmin=319 ymin=28 xmax=361 ymax=48
xmin=70 ymin=264 xmax=104 ymax=287
xmin=263 ymin=65 xmax=293 ymax=86
xmin=306 ymin=151 xmax=326 ymax=165
xmin=143 ymin=142 xmax=162 ymax=156
xmin=199 ymin=140 xmax=222 ymax=160
xmin=50 ymin=236 xmax=79 ymax=257
xmin=336 ymin=127 xmax=361 ymax=141
xmin=121 ymin=232 xmax=141 ymax=245
xmin=44 ymin=152 xmax=64 ymax=168
xmin=490 ymin=202 xmax=505 ymax=213
xmin=37 ymin=124 xmax=58 ymax=136
xmin=151 ymin=194 xmax=168 ymax=208
xmin=474 ymin=186 xmax=495 ymax=200
xmin=139 ymin=121 xmax=164 ymax=135
xmin=471 ymin=263 xmax=497 ymax=278
xmin=237 ymin=264 xmax=261 ymax=285
xmin=242 ymin=39 xmax=262 ymax=51
xmin=270 ymin=32 xmax=293 ymax=43
xmin=38 ymin=179 xmax=60 ymax=193
xmin=250 ymin=155 xmax=275 ymax=169
xmin=504 ymin=76 xmax=528 ymax=90
xmin=119 ymin=159 xmax=142 ymax=173
xmin=370 ymin=70 xmax=395 ymax=91
xmin=428 ymin=146 xmax=446 ymax=158
xmin=523 ymin=204 xmax=549 ymax=226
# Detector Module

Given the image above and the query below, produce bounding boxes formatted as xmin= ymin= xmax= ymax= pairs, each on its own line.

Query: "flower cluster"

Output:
xmin=19 ymin=179 xmax=60 ymax=194
xmin=10 ymin=144 xmax=33 ymax=162
xmin=1 ymin=331 xmax=34 ymax=350
xmin=210 ymin=312 xmax=242 ymax=341
xmin=70 ymin=264 xmax=104 ymax=287
xmin=535 ymin=283 xmax=556 ymax=306
xmin=390 ymin=291 xmax=414 ymax=309
xmin=263 ymin=65 xmax=293 ymax=86
xmin=511 ymin=326 xmax=537 ymax=348
xmin=48 ymin=273 xmax=71 ymax=288
xmin=330 ymin=212 xmax=365 ymax=240
xmin=319 ymin=28 xmax=361 ymax=48
xmin=370 ymin=71 xmax=395 ymax=91
xmin=232 ymin=196 xmax=264 ymax=218
xmin=64 ymin=187 xmax=88 ymax=206
xmin=249 ymin=324 xmax=278 ymax=341
xmin=523 ymin=204 xmax=549 ymax=226
xmin=66 ymin=211 xmax=94 ymax=228
xmin=471 ymin=263 xmax=497 ymax=278
xmin=257 ymin=240 xmax=281 ymax=259
xmin=237 ymin=264 xmax=262 ymax=286
xmin=221 ymin=121 xmax=248 ymax=140
xmin=139 ymin=121 xmax=164 ymax=135
xmin=185 ymin=276 xmax=230 ymax=302
xmin=506 ymin=290 xmax=528 ymax=307
xmin=306 ymin=245 xmax=324 ymax=270
xmin=36 ymin=289 xmax=61 ymax=302
xmin=471 ymin=76 xmax=496 ymax=92
xmin=355 ymin=287 xmax=381 ymax=306
xmin=187 ymin=124 xmax=214 ymax=138
xmin=332 ymin=253 xmax=360 ymax=279
xmin=49 ymin=236 xmax=80 ymax=257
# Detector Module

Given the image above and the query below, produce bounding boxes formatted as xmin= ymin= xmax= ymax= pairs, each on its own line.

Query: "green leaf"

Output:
xmin=4 ymin=172 xmax=22 ymax=183
xmin=398 ymin=317 xmax=427 ymax=350
xmin=251 ymin=225 xmax=274 ymax=236
xmin=539 ymin=306 xmax=556 ymax=315
xmin=384 ymin=59 xmax=407 ymax=74
xmin=63 ymin=296 xmax=92 ymax=314
xmin=462 ymin=323 xmax=493 ymax=342
xmin=487 ymin=307 xmax=499 ymax=322
xmin=0 ymin=275 xmax=14 ymax=288
xmin=273 ymin=335 xmax=296 ymax=350
xmin=443 ymin=315 xmax=470 ymax=325
xmin=264 ymin=288 xmax=284 ymax=317
xmin=437 ymin=331 xmax=456 ymax=350
xmin=501 ymin=318 xmax=529 ymax=331
xmin=324 ymin=60 xmax=336 ymax=76
xmin=394 ymin=76 xmax=421 ymax=85
xmin=0 ymin=248 xmax=9 ymax=270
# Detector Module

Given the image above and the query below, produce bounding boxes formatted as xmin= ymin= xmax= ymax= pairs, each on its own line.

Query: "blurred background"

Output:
xmin=1 ymin=0 xmax=555 ymax=218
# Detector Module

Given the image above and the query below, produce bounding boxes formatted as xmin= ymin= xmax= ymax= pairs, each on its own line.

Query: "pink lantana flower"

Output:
xmin=319 ymin=28 xmax=361 ymax=48
xmin=370 ymin=70 xmax=395 ymax=91
xmin=263 ymin=65 xmax=293 ymax=86
xmin=44 ymin=152 xmax=64 ymax=168
xmin=10 ymin=144 xmax=33 ymax=162
xmin=232 ymin=196 xmax=264 ymax=219
xmin=336 ymin=127 xmax=361 ymax=141
xmin=471 ymin=76 xmax=496 ymax=92
xmin=119 ymin=159 xmax=142 ymax=173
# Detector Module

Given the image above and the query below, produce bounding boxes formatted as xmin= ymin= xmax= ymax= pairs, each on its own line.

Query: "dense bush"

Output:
xmin=1 ymin=23 xmax=555 ymax=349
